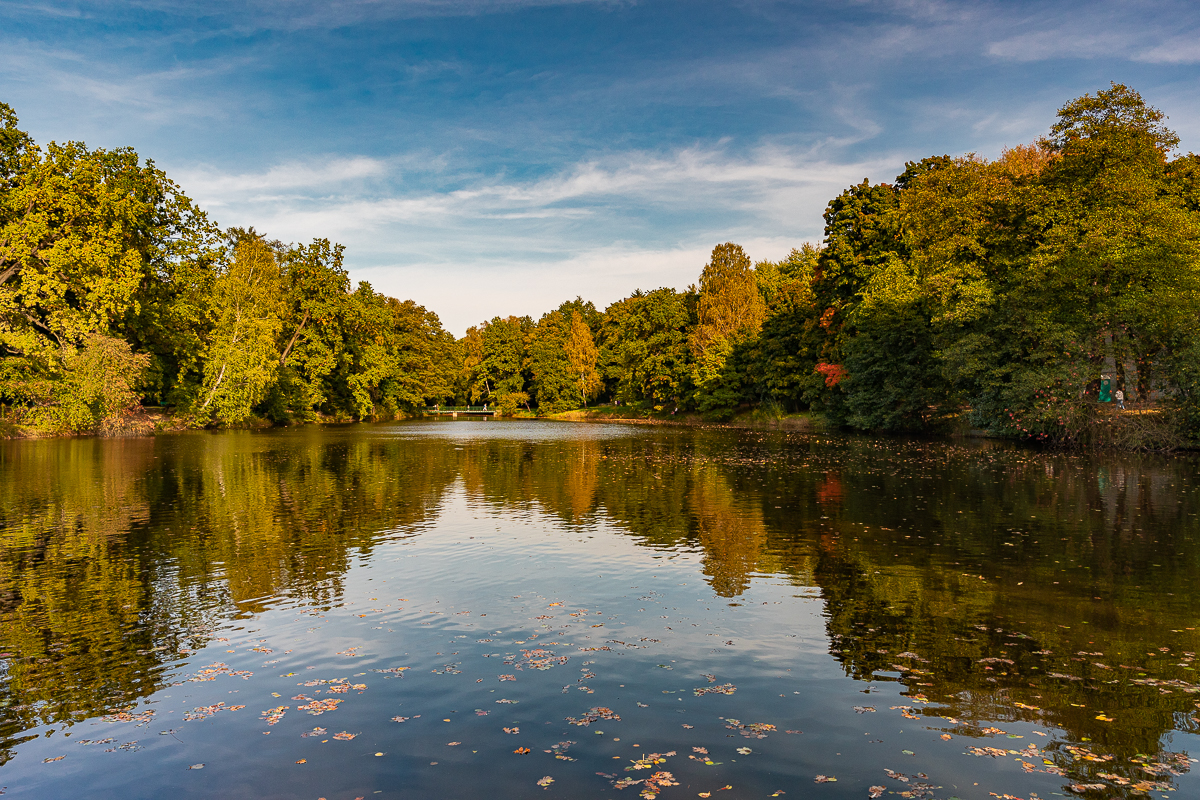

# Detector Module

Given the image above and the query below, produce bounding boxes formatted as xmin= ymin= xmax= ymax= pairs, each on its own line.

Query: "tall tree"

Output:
xmin=198 ymin=233 xmax=284 ymax=423
xmin=689 ymin=242 xmax=766 ymax=416
xmin=564 ymin=310 xmax=602 ymax=407
xmin=599 ymin=288 xmax=695 ymax=409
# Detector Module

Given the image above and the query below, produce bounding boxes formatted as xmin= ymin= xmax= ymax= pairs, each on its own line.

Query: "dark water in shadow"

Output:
xmin=0 ymin=420 xmax=1197 ymax=799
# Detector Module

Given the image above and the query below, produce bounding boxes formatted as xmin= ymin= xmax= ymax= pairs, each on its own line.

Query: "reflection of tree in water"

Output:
xmin=467 ymin=430 xmax=1200 ymax=795
xmin=462 ymin=433 xmax=780 ymax=596
xmin=0 ymin=431 xmax=459 ymax=759
xmin=801 ymin=446 xmax=1200 ymax=799
xmin=1 ymin=424 xmax=1197 ymax=793
xmin=685 ymin=465 xmax=766 ymax=596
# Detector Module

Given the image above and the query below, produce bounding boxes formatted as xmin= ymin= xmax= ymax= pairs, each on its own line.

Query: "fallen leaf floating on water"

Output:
xmin=447 ymin=741 xmax=461 ymax=746
xmin=43 ymin=756 xmax=65 ymax=763
xmin=967 ymin=747 xmax=1010 ymax=757
xmin=868 ymin=787 xmax=885 ymax=799
xmin=187 ymin=763 xmax=204 ymax=770
xmin=260 ymin=706 xmax=288 ymax=725
xmin=299 ymin=699 xmax=343 ymax=716
xmin=499 ymin=675 xmax=516 ymax=682
xmin=548 ymin=741 xmax=577 ymax=761
xmin=184 ymin=702 xmax=244 ymax=722
xmin=736 ymin=747 xmax=751 ymax=755
xmin=566 ymin=707 xmax=620 ymax=726
xmin=301 ymin=727 xmax=327 ymax=738
xmin=692 ymin=747 xmax=708 ymax=755
xmin=514 ymin=747 xmax=532 ymax=754
xmin=681 ymin=724 xmax=694 ymax=729
xmin=295 ymin=759 xmax=307 ymax=764
xmin=536 ymin=776 xmax=554 ymax=788
xmin=503 ymin=727 xmax=519 ymax=734
xmin=391 ymin=716 xmax=410 ymax=723
xmin=854 ymin=706 xmax=876 ymax=713
xmin=101 ymin=709 xmax=156 ymax=725
xmin=693 ymin=684 xmax=736 ymax=696
xmin=332 ymin=732 xmax=357 ymax=740
xmin=723 ymin=719 xmax=776 ymax=739
xmin=814 ymin=775 xmax=836 ymax=783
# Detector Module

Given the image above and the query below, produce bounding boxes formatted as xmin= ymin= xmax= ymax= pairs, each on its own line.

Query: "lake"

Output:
xmin=0 ymin=420 xmax=1197 ymax=800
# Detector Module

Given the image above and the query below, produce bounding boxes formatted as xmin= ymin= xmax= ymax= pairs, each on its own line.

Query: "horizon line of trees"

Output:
xmin=3 ymin=84 xmax=1200 ymax=444
xmin=459 ymin=84 xmax=1200 ymax=447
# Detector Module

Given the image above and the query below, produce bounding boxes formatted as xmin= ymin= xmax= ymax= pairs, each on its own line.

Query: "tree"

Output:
xmin=599 ymin=288 xmax=695 ymax=409
xmin=751 ymin=245 xmax=822 ymax=409
xmin=0 ymin=108 xmax=221 ymax=413
xmin=689 ymin=243 xmax=766 ymax=417
xmin=471 ymin=316 xmax=530 ymax=410
xmin=564 ymin=310 xmax=602 ymax=407
xmin=267 ymin=238 xmax=351 ymax=420
xmin=197 ymin=233 xmax=284 ymax=423
xmin=52 ymin=334 xmax=150 ymax=433
xmin=527 ymin=310 xmax=574 ymax=413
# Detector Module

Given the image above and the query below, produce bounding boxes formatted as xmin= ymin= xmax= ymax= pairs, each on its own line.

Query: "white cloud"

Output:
xmin=358 ymin=236 xmax=814 ymax=334
xmin=1136 ymin=34 xmax=1200 ymax=65
xmin=180 ymin=143 xmax=893 ymax=333
xmin=177 ymin=157 xmax=390 ymax=202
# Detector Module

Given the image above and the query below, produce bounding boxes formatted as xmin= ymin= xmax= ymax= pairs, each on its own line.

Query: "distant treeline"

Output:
xmin=2 ymin=84 xmax=1199 ymax=444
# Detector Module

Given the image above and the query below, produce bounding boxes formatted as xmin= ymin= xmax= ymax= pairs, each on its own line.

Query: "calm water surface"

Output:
xmin=0 ymin=421 xmax=1198 ymax=800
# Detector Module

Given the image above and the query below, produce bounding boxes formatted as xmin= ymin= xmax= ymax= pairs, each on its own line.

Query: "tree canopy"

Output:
xmin=4 ymin=85 xmax=1198 ymax=447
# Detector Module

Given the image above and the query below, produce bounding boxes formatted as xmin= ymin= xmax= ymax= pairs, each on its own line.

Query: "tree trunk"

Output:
xmin=200 ymin=363 xmax=227 ymax=410
xmin=279 ymin=310 xmax=310 ymax=367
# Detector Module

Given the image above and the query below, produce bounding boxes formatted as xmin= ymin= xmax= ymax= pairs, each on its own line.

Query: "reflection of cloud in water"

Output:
xmin=379 ymin=420 xmax=646 ymax=442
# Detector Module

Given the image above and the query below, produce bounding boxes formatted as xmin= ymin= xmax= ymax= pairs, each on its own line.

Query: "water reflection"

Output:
xmin=0 ymin=421 xmax=1197 ymax=797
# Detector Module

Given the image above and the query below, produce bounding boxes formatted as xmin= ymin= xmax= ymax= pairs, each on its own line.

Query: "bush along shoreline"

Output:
xmin=2 ymin=84 xmax=1199 ymax=449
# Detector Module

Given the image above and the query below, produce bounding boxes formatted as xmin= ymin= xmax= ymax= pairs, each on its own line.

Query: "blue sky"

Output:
xmin=4 ymin=0 xmax=1200 ymax=334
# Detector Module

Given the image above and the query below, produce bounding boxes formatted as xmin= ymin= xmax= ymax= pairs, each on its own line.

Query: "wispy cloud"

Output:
xmin=181 ymin=142 xmax=893 ymax=332
xmin=178 ymin=157 xmax=391 ymax=202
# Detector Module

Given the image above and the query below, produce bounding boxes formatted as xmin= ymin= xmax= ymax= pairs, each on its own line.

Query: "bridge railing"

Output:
xmin=424 ymin=406 xmax=495 ymax=413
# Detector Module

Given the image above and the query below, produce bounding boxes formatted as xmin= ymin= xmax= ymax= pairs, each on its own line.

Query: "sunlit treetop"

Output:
xmin=1048 ymin=82 xmax=1179 ymax=154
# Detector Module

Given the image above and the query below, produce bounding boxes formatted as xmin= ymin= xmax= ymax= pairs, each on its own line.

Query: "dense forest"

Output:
xmin=2 ymin=84 xmax=1199 ymax=445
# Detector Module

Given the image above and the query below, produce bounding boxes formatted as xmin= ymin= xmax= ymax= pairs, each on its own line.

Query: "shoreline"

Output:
xmin=4 ymin=406 xmax=1193 ymax=452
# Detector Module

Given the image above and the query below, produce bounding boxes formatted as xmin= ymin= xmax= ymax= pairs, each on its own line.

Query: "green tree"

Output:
xmin=267 ymin=238 xmax=352 ymax=420
xmin=470 ymin=315 xmax=531 ymax=410
xmin=689 ymin=242 xmax=766 ymax=417
xmin=527 ymin=310 xmax=575 ymax=413
xmin=0 ymin=106 xmax=221 ymax=414
xmin=197 ymin=233 xmax=284 ymax=423
xmin=749 ymin=245 xmax=821 ymax=409
xmin=51 ymin=333 xmax=150 ymax=433
xmin=599 ymin=287 xmax=695 ymax=409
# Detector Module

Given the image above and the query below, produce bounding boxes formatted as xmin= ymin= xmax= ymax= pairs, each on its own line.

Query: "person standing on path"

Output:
xmin=1115 ymin=388 xmax=1125 ymax=410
